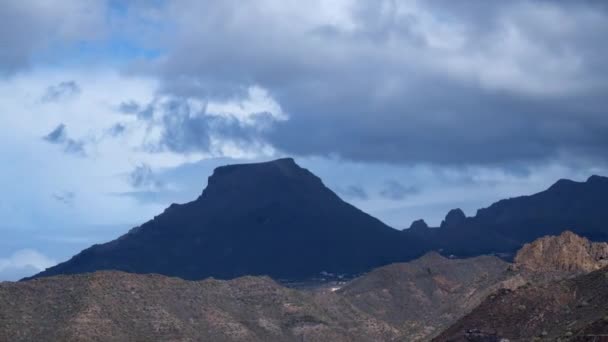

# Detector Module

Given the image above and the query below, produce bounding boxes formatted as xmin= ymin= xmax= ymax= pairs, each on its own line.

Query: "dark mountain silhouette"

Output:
xmin=29 ymin=158 xmax=424 ymax=281
xmin=403 ymin=175 xmax=608 ymax=257
xmin=26 ymin=157 xmax=608 ymax=282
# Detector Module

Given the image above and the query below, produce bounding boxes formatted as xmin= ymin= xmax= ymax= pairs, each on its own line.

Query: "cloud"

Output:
xmin=120 ymin=0 xmax=608 ymax=167
xmin=379 ymin=180 xmax=419 ymax=201
xmin=0 ymin=249 xmax=56 ymax=281
xmin=107 ymin=123 xmax=127 ymax=137
xmin=0 ymin=1 xmax=107 ymax=75
xmin=128 ymin=164 xmax=164 ymax=190
xmin=117 ymin=90 xmax=283 ymax=157
xmin=41 ymin=81 xmax=81 ymax=102
xmin=43 ymin=124 xmax=86 ymax=156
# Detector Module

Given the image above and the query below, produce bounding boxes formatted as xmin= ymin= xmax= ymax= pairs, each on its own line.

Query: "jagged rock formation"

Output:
xmin=514 ymin=230 xmax=608 ymax=274
xmin=28 ymin=158 xmax=424 ymax=281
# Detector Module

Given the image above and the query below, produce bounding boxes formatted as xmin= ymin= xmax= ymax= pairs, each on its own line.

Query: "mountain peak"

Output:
xmin=200 ymin=157 xmax=324 ymax=200
xmin=30 ymin=156 xmax=415 ymax=281
xmin=440 ymin=208 xmax=466 ymax=228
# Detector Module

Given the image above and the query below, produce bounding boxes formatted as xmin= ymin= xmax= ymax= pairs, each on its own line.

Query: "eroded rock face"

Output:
xmin=514 ymin=231 xmax=608 ymax=273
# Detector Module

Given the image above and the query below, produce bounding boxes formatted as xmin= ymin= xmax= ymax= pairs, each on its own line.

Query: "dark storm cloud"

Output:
xmin=379 ymin=180 xmax=419 ymax=201
xmin=123 ymin=96 xmax=279 ymax=154
xmin=42 ymin=81 xmax=81 ymax=102
xmin=0 ymin=2 xmax=105 ymax=75
xmin=128 ymin=0 xmax=608 ymax=167
xmin=43 ymin=124 xmax=86 ymax=157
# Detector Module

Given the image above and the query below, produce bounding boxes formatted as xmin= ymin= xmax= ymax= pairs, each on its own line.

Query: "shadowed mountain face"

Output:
xmin=30 ymin=158 xmax=423 ymax=281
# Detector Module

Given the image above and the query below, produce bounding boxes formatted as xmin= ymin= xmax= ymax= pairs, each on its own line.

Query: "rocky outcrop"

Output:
xmin=514 ymin=230 xmax=608 ymax=273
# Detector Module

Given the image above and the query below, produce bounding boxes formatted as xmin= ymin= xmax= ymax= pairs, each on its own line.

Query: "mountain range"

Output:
xmin=4 ymin=231 xmax=607 ymax=341
xmin=28 ymin=158 xmax=608 ymax=282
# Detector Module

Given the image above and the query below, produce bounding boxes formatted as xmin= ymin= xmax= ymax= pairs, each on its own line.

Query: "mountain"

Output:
xmin=404 ymin=175 xmax=608 ymax=257
xmin=29 ymin=158 xmax=424 ymax=281
xmin=7 ymin=232 xmax=602 ymax=342
xmin=27 ymin=157 xmax=608 ymax=282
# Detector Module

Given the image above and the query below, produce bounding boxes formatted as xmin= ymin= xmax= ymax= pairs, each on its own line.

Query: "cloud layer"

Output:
xmin=127 ymin=0 xmax=608 ymax=166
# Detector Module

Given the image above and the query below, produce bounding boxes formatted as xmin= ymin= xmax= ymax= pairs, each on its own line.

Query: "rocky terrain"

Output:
xmin=1 ymin=271 xmax=399 ymax=342
xmin=434 ymin=266 xmax=608 ymax=341
xmin=515 ymin=231 xmax=608 ymax=274
xmin=338 ymin=252 xmax=522 ymax=341
xmin=1 ymin=251 xmax=523 ymax=342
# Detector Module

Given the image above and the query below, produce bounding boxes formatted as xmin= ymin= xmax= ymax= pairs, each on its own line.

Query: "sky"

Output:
xmin=1 ymin=0 xmax=608 ymax=280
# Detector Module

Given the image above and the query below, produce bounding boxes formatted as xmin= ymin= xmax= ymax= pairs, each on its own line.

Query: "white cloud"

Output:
xmin=0 ymin=249 xmax=56 ymax=281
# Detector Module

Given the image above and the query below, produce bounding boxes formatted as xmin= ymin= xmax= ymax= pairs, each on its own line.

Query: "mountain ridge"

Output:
xmin=26 ymin=158 xmax=608 ymax=282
